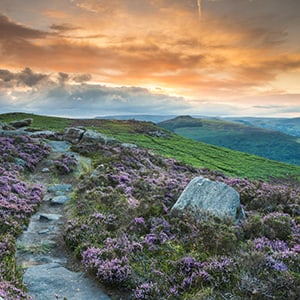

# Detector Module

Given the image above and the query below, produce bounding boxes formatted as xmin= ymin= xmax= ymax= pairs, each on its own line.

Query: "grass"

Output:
xmin=158 ymin=116 xmax=300 ymax=166
xmin=1 ymin=112 xmax=300 ymax=180
xmin=0 ymin=112 xmax=73 ymax=132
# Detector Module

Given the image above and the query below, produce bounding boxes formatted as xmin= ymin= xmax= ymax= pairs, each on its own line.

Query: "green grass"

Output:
xmin=1 ymin=112 xmax=300 ymax=180
xmin=159 ymin=116 xmax=300 ymax=166
xmin=0 ymin=112 xmax=73 ymax=131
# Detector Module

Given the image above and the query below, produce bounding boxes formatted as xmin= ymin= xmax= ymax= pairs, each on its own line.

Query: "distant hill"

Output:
xmin=96 ymin=115 xmax=300 ymax=137
xmin=225 ymin=117 xmax=300 ymax=137
xmin=158 ymin=116 xmax=300 ymax=166
xmin=96 ymin=114 xmax=176 ymax=123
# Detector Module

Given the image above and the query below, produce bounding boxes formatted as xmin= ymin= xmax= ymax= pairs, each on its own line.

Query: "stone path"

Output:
xmin=16 ymin=140 xmax=111 ymax=300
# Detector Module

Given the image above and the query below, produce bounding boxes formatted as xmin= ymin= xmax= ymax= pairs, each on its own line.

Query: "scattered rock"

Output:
xmin=47 ymin=140 xmax=71 ymax=152
xmin=28 ymin=130 xmax=58 ymax=139
xmin=10 ymin=118 xmax=33 ymax=128
xmin=39 ymin=214 xmax=62 ymax=222
xmin=51 ymin=195 xmax=70 ymax=205
xmin=171 ymin=176 xmax=242 ymax=222
xmin=0 ymin=122 xmax=9 ymax=130
xmin=121 ymin=143 xmax=138 ymax=148
xmin=24 ymin=263 xmax=111 ymax=300
xmin=81 ymin=129 xmax=118 ymax=145
xmin=147 ymin=130 xmax=169 ymax=138
xmin=63 ymin=127 xmax=85 ymax=144
xmin=0 ymin=128 xmax=27 ymax=136
xmin=47 ymin=184 xmax=72 ymax=193
xmin=15 ymin=158 xmax=26 ymax=167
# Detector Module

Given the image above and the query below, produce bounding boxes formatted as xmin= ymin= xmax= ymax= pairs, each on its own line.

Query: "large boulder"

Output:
xmin=171 ymin=177 xmax=242 ymax=223
xmin=63 ymin=127 xmax=85 ymax=144
xmin=10 ymin=118 xmax=33 ymax=128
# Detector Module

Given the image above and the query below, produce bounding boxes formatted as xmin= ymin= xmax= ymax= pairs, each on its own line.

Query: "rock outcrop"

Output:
xmin=81 ymin=129 xmax=118 ymax=145
xmin=63 ymin=127 xmax=85 ymax=144
xmin=63 ymin=127 xmax=118 ymax=145
xmin=10 ymin=118 xmax=33 ymax=128
xmin=171 ymin=176 xmax=243 ymax=223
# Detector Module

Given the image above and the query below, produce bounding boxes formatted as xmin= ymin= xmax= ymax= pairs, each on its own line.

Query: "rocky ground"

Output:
xmin=16 ymin=139 xmax=111 ymax=300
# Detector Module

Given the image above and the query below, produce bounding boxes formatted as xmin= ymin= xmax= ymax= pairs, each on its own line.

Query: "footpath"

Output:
xmin=16 ymin=139 xmax=111 ymax=300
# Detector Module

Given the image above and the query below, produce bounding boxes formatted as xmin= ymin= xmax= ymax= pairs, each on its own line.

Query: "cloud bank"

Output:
xmin=1 ymin=68 xmax=299 ymax=118
xmin=0 ymin=1 xmax=299 ymax=117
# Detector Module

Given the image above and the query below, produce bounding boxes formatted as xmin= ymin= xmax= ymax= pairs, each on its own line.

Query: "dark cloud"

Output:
xmin=50 ymin=23 xmax=81 ymax=31
xmin=0 ymin=77 xmax=191 ymax=117
xmin=58 ymin=72 xmax=69 ymax=85
xmin=0 ymin=67 xmax=48 ymax=87
xmin=18 ymin=67 xmax=48 ymax=86
xmin=73 ymin=73 xmax=92 ymax=82
xmin=0 ymin=69 xmax=14 ymax=82
xmin=0 ymin=13 xmax=47 ymax=40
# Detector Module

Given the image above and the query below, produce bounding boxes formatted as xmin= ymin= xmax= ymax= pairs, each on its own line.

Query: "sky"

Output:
xmin=0 ymin=0 xmax=300 ymax=118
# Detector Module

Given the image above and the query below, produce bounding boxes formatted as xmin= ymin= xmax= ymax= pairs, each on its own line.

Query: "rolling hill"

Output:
xmin=1 ymin=112 xmax=300 ymax=180
xmin=225 ymin=117 xmax=300 ymax=137
xmin=158 ymin=116 xmax=300 ymax=166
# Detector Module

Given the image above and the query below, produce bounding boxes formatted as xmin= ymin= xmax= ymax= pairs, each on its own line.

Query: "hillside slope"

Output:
xmin=226 ymin=117 xmax=300 ymax=137
xmin=158 ymin=116 xmax=300 ymax=166
xmin=1 ymin=112 xmax=300 ymax=180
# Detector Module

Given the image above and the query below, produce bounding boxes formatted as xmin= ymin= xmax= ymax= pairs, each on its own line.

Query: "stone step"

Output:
xmin=24 ymin=263 xmax=111 ymax=300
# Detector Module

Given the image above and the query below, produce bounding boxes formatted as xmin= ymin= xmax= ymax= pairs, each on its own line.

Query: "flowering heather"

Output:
xmin=65 ymin=142 xmax=300 ymax=299
xmin=82 ymin=247 xmax=132 ymax=285
xmin=0 ymin=136 xmax=50 ymax=171
xmin=0 ymin=134 xmax=48 ymax=299
xmin=0 ymin=280 xmax=32 ymax=300
xmin=52 ymin=153 xmax=78 ymax=174
xmin=0 ymin=168 xmax=43 ymax=235
xmin=133 ymin=282 xmax=159 ymax=299
xmin=253 ymin=237 xmax=299 ymax=272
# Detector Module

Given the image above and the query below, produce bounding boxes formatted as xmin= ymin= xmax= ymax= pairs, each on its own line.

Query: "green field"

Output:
xmin=1 ymin=112 xmax=300 ymax=180
xmin=159 ymin=116 xmax=300 ymax=166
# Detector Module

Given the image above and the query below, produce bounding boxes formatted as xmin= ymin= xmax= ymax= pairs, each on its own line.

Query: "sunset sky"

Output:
xmin=0 ymin=0 xmax=300 ymax=117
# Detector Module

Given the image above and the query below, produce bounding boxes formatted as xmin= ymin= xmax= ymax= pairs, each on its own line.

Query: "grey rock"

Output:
xmin=38 ymin=229 xmax=50 ymax=234
xmin=28 ymin=130 xmax=57 ymax=139
xmin=121 ymin=143 xmax=137 ymax=148
xmin=15 ymin=158 xmax=26 ymax=167
xmin=51 ymin=195 xmax=70 ymax=205
xmin=47 ymin=140 xmax=71 ymax=152
xmin=54 ymin=191 xmax=66 ymax=196
xmin=47 ymin=184 xmax=72 ymax=193
xmin=0 ymin=122 xmax=8 ymax=130
xmin=63 ymin=127 xmax=85 ymax=144
xmin=148 ymin=130 xmax=169 ymax=138
xmin=10 ymin=118 xmax=33 ymax=128
xmin=39 ymin=214 xmax=62 ymax=221
xmin=0 ymin=128 xmax=27 ymax=136
xmin=41 ymin=168 xmax=50 ymax=173
xmin=24 ymin=263 xmax=111 ymax=300
xmin=171 ymin=177 xmax=242 ymax=222
xmin=81 ymin=129 xmax=118 ymax=145
xmin=81 ymin=129 xmax=104 ymax=142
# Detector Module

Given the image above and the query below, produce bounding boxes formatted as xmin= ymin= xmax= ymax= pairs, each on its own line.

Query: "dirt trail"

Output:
xmin=16 ymin=140 xmax=111 ymax=300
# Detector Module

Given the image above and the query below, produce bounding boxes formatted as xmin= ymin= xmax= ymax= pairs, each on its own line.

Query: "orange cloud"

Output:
xmin=0 ymin=0 xmax=300 ymax=108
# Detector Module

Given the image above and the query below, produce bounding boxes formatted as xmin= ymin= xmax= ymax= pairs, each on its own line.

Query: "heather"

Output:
xmin=65 ymin=142 xmax=300 ymax=299
xmin=0 ymin=135 xmax=50 ymax=299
